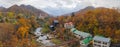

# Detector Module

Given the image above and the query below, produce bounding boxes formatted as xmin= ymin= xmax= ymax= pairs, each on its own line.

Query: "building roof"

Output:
xmin=71 ymin=28 xmax=92 ymax=38
xmin=54 ymin=20 xmax=59 ymax=23
xmin=64 ymin=22 xmax=74 ymax=29
xmin=81 ymin=37 xmax=92 ymax=45
xmin=50 ymin=25 xmax=54 ymax=27
xmin=93 ymin=36 xmax=110 ymax=43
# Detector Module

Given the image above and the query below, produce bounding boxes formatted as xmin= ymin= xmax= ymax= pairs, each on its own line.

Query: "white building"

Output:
xmin=70 ymin=28 xmax=92 ymax=47
xmin=64 ymin=22 xmax=74 ymax=29
xmin=71 ymin=28 xmax=92 ymax=39
xmin=93 ymin=36 xmax=111 ymax=47
xmin=38 ymin=14 xmax=45 ymax=19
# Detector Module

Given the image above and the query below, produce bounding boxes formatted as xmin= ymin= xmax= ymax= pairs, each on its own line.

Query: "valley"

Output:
xmin=0 ymin=4 xmax=120 ymax=47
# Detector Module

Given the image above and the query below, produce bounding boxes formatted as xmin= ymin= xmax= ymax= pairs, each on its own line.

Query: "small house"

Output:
xmin=93 ymin=36 xmax=111 ymax=47
xmin=53 ymin=20 xmax=59 ymax=26
xmin=64 ymin=22 xmax=74 ymax=29
xmin=50 ymin=25 xmax=55 ymax=31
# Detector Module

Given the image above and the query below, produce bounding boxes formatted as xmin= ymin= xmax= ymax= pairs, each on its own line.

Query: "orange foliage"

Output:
xmin=17 ymin=17 xmax=31 ymax=39
xmin=55 ymin=8 xmax=120 ymax=43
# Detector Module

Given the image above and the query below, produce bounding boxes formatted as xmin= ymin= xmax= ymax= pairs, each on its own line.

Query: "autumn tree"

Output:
xmin=54 ymin=8 xmax=120 ymax=43
xmin=17 ymin=17 xmax=31 ymax=39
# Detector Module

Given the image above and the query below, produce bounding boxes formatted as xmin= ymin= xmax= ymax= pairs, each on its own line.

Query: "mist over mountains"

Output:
xmin=0 ymin=4 xmax=49 ymax=17
xmin=0 ymin=0 xmax=120 ymax=16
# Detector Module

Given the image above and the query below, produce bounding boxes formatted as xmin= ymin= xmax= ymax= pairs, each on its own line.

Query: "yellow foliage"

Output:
xmin=17 ymin=17 xmax=31 ymax=39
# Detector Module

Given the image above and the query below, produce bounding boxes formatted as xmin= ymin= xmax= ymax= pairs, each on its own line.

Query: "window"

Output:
xmin=94 ymin=44 xmax=97 ymax=46
xmin=94 ymin=43 xmax=101 ymax=47
xmin=103 ymin=45 xmax=107 ymax=47
xmin=96 ymin=45 xmax=101 ymax=47
xmin=94 ymin=40 xmax=101 ymax=43
xmin=94 ymin=45 xmax=101 ymax=47
xmin=103 ymin=42 xmax=107 ymax=45
xmin=81 ymin=43 xmax=84 ymax=45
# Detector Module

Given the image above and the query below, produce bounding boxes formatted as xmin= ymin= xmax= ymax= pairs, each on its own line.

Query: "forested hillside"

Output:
xmin=55 ymin=8 xmax=120 ymax=43
xmin=0 ymin=4 xmax=120 ymax=47
xmin=0 ymin=5 xmax=49 ymax=47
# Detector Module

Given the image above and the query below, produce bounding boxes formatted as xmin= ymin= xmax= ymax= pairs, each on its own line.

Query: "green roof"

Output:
xmin=71 ymin=28 xmax=93 ymax=45
xmin=71 ymin=28 xmax=92 ymax=38
xmin=81 ymin=37 xmax=92 ymax=45
xmin=71 ymin=28 xmax=77 ymax=32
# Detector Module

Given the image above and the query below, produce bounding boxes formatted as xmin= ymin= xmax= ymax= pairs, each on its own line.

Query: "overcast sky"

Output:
xmin=0 ymin=0 xmax=120 ymax=15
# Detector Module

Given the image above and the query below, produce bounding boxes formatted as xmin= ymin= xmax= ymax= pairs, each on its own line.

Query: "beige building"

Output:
xmin=93 ymin=36 xmax=111 ymax=47
xmin=64 ymin=22 xmax=74 ymax=29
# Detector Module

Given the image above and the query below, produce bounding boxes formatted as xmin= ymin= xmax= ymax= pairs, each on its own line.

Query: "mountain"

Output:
xmin=20 ymin=5 xmax=49 ymax=16
xmin=0 ymin=6 xmax=6 ymax=12
xmin=74 ymin=6 xmax=95 ymax=15
xmin=60 ymin=6 xmax=95 ymax=16
xmin=78 ymin=6 xmax=94 ymax=12
xmin=7 ymin=5 xmax=35 ymax=15
xmin=0 ymin=5 xmax=49 ymax=17
xmin=0 ymin=0 xmax=120 ymax=16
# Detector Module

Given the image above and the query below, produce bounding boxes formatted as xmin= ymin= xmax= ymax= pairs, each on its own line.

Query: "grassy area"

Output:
xmin=0 ymin=23 xmax=15 ymax=41
xmin=51 ymin=38 xmax=62 ymax=45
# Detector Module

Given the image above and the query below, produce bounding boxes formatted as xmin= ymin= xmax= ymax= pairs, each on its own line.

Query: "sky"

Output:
xmin=0 ymin=0 xmax=120 ymax=15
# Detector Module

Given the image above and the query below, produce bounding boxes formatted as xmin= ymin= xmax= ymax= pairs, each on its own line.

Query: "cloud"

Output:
xmin=0 ymin=0 xmax=120 ymax=15
xmin=90 ymin=0 xmax=120 ymax=8
xmin=0 ymin=0 xmax=22 ymax=8
xmin=0 ymin=0 xmax=120 ymax=8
